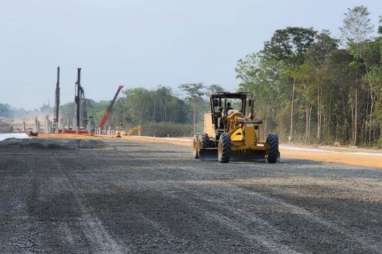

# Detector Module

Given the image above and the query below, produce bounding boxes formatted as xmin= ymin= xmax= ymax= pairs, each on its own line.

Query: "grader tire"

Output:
xmin=218 ymin=133 xmax=231 ymax=163
xmin=202 ymin=134 xmax=210 ymax=148
xmin=192 ymin=136 xmax=200 ymax=159
xmin=266 ymin=134 xmax=279 ymax=163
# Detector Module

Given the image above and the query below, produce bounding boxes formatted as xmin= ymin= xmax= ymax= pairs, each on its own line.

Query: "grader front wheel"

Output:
xmin=218 ymin=133 xmax=231 ymax=163
xmin=266 ymin=134 xmax=279 ymax=163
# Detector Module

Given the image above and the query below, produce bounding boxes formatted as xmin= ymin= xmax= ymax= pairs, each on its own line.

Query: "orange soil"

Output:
xmin=37 ymin=134 xmax=382 ymax=169
xmin=281 ymin=149 xmax=382 ymax=169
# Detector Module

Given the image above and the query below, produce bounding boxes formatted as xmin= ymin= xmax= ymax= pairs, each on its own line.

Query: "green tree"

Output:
xmin=305 ymin=31 xmax=339 ymax=142
xmin=179 ymin=83 xmax=205 ymax=134
xmin=263 ymin=27 xmax=317 ymax=142
xmin=237 ymin=52 xmax=290 ymax=134
xmin=206 ymin=84 xmax=225 ymax=96
xmin=340 ymin=6 xmax=374 ymax=44
xmin=340 ymin=5 xmax=375 ymax=144
xmin=0 ymin=103 xmax=12 ymax=117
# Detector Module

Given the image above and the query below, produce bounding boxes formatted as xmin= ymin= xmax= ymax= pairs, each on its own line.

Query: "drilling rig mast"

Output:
xmin=75 ymin=68 xmax=84 ymax=133
xmin=53 ymin=66 xmax=60 ymax=133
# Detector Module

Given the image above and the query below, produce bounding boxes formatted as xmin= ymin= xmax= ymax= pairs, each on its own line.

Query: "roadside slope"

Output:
xmin=124 ymin=136 xmax=382 ymax=169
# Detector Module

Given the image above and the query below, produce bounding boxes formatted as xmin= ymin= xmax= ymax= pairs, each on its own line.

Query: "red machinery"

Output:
xmin=98 ymin=85 xmax=124 ymax=129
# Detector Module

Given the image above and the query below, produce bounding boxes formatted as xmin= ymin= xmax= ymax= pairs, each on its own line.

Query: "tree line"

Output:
xmin=0 ymin=103 xmax=31 ymax=118
xmin=58 ymin=84 xmax=221 ymax=136
xmin=236 ymin=6 xmax=382 ymax=145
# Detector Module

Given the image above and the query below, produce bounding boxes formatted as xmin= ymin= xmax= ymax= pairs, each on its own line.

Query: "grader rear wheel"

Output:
xmin=218 ymin=133 xmax=231 ymax=163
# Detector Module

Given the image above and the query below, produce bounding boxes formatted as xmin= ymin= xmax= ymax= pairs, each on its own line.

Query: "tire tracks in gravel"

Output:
xmin=115 ymin=141 xmax=382 ymax=253
xmin=166 ymin=184 xmax=302 ymax=254
xmin=177 ymin=179 xmax=382 ymax=254
xmin=5 ymin=152 xmax=42 ymax=253
xmin=51 ymin=152 xmax=128 ymax=254
xmin=123 ymin=178 xmax=302 ymax=254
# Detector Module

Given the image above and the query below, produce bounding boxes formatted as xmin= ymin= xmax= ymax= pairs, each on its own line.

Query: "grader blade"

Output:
xmin=229 ymin=150 xmax=267 ymax=162
xmin=199 ymin=148 xmax=218 ymax=160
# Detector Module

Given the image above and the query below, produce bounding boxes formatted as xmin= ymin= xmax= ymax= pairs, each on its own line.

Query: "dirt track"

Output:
xmin=1 ymin=139 xmax=382 ymax=253
xmin=124 ymin=136 xmax=382 ymax=169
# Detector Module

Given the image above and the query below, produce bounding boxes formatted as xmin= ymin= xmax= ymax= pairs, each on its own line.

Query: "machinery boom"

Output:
xmin=98 ymin=85 xmax=124 ymax=129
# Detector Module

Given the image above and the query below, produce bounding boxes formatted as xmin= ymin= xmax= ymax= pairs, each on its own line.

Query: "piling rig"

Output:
xmin=74 ymin=68 xmax=87 ymax=132
xmin=53 ymin=66 xmax=60 ymax=133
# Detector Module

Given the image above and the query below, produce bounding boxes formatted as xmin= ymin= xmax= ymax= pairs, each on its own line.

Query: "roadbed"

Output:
xmin=1 ymin=138 xmax=382 ymax=253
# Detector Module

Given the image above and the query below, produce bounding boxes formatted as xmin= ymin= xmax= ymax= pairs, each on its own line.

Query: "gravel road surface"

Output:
xmin=1 ymin=139 xmax=382 ymax=253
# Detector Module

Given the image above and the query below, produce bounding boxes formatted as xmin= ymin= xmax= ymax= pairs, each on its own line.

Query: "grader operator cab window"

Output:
xmin=210 ymin=93 xmax=248 ymax=130
xmin=224 ymin=99 xmax=242 ymax=115
xmin=212 ymin=98 xmax=220 ymax=107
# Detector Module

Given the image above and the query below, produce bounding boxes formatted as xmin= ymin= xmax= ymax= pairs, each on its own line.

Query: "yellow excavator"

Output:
xmin=193 ymin=92 xmax=279 ymax=163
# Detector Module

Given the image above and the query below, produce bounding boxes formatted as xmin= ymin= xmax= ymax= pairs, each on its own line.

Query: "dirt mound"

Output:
xmin=0 ymin=138 xmax=105 ymax=150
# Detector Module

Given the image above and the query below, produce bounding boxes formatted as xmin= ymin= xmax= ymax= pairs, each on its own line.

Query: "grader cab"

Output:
xmin=193 ymin=92 xmax=279 ymax=163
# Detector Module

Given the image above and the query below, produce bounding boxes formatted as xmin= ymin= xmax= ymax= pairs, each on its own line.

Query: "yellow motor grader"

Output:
xmin=193 ymin=92 xmax=279 ymax=163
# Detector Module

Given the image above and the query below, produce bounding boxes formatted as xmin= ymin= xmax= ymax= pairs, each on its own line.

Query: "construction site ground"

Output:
xmin=1 ymin=135 xmax=382 ymax=253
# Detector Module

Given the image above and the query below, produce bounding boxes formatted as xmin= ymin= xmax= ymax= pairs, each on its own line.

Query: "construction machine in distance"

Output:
xmin=193 ymin=92 xmax=280 ymax=163
xmin=98 ymin=85 xmax=124 ymax=129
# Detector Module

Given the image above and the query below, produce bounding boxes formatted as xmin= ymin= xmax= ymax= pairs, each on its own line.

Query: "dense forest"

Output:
xmin=237 ymin=6 xmax=382 ymax=145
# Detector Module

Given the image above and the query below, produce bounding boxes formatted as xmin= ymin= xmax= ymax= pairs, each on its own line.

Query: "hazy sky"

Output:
xmin=1 ymin=0 xmax=381 ymax=109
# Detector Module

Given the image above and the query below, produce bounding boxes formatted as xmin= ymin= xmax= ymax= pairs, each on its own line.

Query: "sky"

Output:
xmin=0 ymin=0 xmax=381 ymax=109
